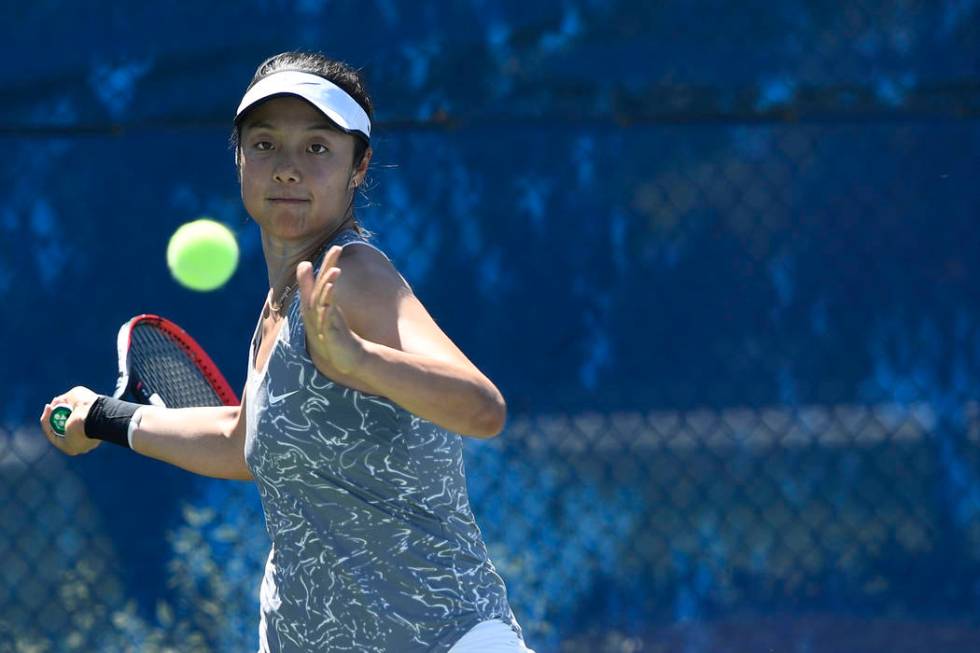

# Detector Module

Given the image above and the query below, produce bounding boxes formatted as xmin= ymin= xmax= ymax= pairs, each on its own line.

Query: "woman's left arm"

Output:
xmin=297 ymin=245 xmax=507 ymax=438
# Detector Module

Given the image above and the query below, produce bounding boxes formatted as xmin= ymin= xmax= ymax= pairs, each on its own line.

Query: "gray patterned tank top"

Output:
xmin=243 ymin=229 xmax=522 ymax=652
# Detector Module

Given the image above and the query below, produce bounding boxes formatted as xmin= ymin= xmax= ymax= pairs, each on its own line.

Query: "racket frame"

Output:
xmin=114 ymin=314 xmax=239 ymax=408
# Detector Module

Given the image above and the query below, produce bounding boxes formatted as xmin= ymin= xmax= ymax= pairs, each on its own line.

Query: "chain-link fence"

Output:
xmin=5 ymin=398 xmax=980 ymax=651
xmin=5 ymin=116 xmax=980 ymax=650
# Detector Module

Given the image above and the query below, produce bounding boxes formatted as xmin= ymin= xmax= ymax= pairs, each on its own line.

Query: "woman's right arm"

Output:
xmin=130 ymin=394 xmax=251 ymax=480
xmin=40 ymin=385 xmax=252 ymax=481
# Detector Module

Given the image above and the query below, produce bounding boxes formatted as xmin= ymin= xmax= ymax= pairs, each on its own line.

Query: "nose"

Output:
xmin=273 ymin=157 xmax=301 ymax=184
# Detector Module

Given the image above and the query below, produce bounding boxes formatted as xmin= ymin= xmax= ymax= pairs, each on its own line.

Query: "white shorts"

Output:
xmin=448 ymin=619 xmax=536 ymax=653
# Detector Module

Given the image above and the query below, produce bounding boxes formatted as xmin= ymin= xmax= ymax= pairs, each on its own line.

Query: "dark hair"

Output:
xmin=232 ymin=52 xmax=374 ymax=230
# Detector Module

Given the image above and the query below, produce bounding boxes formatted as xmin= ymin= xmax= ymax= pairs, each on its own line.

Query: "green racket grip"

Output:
xmin=50 ymin=403 xmax=72 ymax=437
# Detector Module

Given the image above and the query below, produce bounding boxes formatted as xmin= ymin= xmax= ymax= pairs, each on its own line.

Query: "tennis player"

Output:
xmin=40 ymin=51 xmax=534 ymax=653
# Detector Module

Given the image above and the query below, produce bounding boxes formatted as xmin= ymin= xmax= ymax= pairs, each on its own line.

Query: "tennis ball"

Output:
xmin=166 ymin=218 xmax=239 ymax=291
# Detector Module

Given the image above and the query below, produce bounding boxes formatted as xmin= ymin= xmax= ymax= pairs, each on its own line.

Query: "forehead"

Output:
xmin=240 ymin=96 xmax=340 ymax=132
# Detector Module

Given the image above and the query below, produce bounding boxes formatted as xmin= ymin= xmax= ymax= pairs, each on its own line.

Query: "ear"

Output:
xmin=350 ymin=146 xmax=373 ymax=188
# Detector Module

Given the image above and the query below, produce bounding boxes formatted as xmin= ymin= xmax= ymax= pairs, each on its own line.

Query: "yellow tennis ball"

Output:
xmin=166 ymin=218 xmax=239 ymax=291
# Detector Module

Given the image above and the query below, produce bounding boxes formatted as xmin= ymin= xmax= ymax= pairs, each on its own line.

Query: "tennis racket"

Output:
xmin=49 ymin=314 xmax=238 ymax=436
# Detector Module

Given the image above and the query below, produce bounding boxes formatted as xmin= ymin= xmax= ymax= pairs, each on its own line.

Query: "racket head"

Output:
xmin=114 ymin=314 xmax=238 ymax=409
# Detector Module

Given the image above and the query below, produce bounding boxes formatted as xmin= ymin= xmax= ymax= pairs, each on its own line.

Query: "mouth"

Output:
xmin=267 ymin=198 xmax=310 ymax=203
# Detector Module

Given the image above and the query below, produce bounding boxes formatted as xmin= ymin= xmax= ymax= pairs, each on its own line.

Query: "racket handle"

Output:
xmin=50 ymin=403 xmax=72 ymax=437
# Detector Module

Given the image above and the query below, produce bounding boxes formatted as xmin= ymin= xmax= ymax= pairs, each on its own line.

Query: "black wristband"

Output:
xmin=85 ymin=396 xmax=138 ymax=449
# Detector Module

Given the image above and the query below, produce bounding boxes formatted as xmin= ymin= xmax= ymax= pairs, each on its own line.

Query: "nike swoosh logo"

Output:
xmin=268 ymin=389 xmax=300 ymax=404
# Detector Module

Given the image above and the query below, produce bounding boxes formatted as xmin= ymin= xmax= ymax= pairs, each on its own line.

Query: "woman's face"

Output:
xmin=238 ymin=96 xmax=368 ymax=241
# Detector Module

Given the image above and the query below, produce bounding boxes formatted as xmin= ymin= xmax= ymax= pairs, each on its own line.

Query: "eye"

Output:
xmin=252 ymin=141 xmax=273 ymax=152
xmin=308 ymin=143 xmax=329 ymax=154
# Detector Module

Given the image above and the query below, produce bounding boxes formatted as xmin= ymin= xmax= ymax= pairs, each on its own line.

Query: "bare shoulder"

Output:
xmin=331 ymin=242 xmax=412 ymax=348
xmin=335 ymin=242 xmax=410 ymax=298
xmin=332 ymin=242 xmax=480 ymax=367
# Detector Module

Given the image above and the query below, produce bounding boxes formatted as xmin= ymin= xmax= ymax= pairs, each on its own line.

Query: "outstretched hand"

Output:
xmin=297 ymin=245 xmax=365 ymax=376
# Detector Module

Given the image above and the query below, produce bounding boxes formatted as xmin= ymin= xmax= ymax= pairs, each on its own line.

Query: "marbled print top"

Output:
xmin=243 ymin=230 xmax=522 ymax=652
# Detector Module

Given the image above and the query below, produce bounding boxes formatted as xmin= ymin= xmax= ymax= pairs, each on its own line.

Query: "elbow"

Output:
xmin=229 ymin=466 xmax=255 ymax=482
xmin=221 ymin=405 xmax=242 ymax=440
xmin=469 ymin=389 xmax=507 ymax=439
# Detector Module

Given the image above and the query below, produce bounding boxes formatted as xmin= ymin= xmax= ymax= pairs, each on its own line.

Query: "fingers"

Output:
xmin=322 ymin=245 xmax=343 ymax=270
xmin=39 ymin=400 xmax=75 ymax=452
xmin=297 ymin=261 xmax=315 ymax=311
xmin=311 ymin=246 xmax=343 ymax=304
xmin=316 ymin=270 xmax=341 ymax=307
xmin=297 ymin=250 xmax=343 ymax=313
xmin=39 ymin=388 xmax=102 ymax=455
xmin=39 ymin=403 xmax=60 ymax=445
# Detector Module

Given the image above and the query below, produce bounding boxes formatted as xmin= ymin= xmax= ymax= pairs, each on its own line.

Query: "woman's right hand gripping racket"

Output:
xmin=46 ymin=314 xmax=238 ymax=440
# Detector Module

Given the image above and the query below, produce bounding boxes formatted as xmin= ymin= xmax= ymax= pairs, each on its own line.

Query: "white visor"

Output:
xmin=235 ymin=70 xmax=371 ymax=140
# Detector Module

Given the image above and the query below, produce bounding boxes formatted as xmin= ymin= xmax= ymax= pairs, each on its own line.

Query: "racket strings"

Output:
xmin=129 ymin=324 xmax=226 ymax=408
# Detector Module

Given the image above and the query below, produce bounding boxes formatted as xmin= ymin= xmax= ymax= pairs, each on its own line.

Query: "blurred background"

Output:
xmin=2 ymin=1 xmax=979 ymax=651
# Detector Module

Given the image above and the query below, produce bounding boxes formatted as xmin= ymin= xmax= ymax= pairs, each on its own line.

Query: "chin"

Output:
xmin=270 ymin=217 xmax=343 ymax=244
xmin=267 ymin=207 xmax=312 ymax=226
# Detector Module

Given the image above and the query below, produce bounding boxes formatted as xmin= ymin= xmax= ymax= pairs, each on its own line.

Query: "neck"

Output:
xmin=261 ymin=218 xmax=354 ymax=312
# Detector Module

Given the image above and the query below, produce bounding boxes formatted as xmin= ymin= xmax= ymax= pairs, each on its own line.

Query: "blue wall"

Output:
xmin=2 ymin=1 xmax=979 ymax=650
